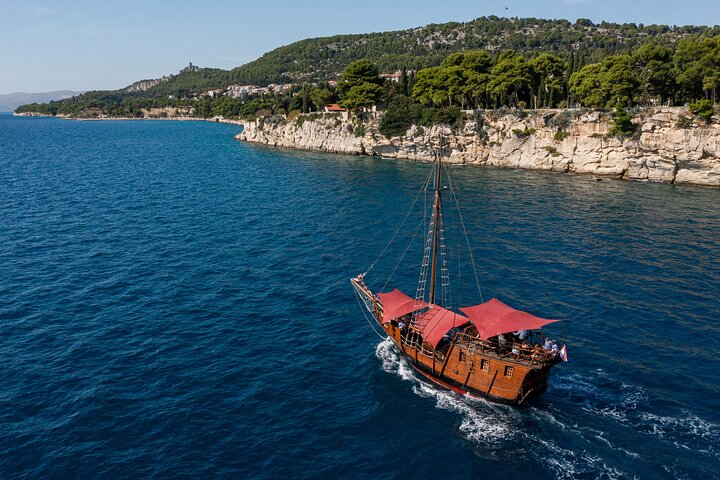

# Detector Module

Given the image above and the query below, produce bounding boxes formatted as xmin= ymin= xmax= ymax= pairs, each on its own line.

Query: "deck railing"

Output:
xmin=454 ymin=331 xmax=556 ymax=365
xmin=400 ymin=328 xmax=556 ymax=366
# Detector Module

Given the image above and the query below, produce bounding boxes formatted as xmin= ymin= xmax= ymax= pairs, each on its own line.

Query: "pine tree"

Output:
xmin=400 ymin=68 xmax=409 ymax=96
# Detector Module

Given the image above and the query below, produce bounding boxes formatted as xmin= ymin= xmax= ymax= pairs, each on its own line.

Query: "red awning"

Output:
xmin=377 ymin=289 xmax=429 ymax=324
xmin=414 ymin=306 xmax=470 ymax=348
xmin=460 ymin=298 xmax=559 ymax=340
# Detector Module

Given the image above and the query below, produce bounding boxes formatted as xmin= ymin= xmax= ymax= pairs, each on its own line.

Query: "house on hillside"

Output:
xmin=380 ymin=70 xmax=403 ymax=82
xmin=205 ymin=89 xmax=225 ymax=98
xmin=324 ymin=103 xmax=349 ymax=121
xmin=325 ymin=104 xmax=346 ymax=112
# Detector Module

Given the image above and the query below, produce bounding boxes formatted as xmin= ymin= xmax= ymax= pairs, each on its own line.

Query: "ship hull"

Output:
xmin=386 ymin=324 xmax=553 ymax=406
xmin=401 ymin=347 xmax=549 ymax=405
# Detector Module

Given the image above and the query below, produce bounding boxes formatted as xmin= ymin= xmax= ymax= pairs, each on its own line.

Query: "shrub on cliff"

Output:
xmin=414 ymin=106 xmax=463 ymax=128
xmin=380 ymin=95 xmax=421 ymax=138
xmin=689 ymin=100 xmax=714 ymax=123
xmin=512 ymin=127 xmax=536 ymax=137
xmin=353 ymin=122 xmax=366 ymax=137
xmin=287 ymin=109 xmax=302 ymax=122
xmin=554 ymin=130 xmax=569 ymax=141
xmin=609 ymin=109 xmax=636 ymax=137
xmin=434 ymin=106 xmax=462 ymax=127
xmin=675 ymin=114 xmax=694 ymax=128
xmin=474 ymin=110 xmax=489 ymax=140
xmin=254 ymin=109 xmax=272 ymax=119
xmin=549 ymin=111 xmax=572 ymax=130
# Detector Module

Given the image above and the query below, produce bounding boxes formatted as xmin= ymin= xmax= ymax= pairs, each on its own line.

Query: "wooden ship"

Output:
xmin=351 ymin=149 xmax=566 ymax=405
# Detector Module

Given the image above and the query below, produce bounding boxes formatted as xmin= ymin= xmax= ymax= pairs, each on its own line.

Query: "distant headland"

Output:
xmin=0 ymin=91 xmax=83 ymax=112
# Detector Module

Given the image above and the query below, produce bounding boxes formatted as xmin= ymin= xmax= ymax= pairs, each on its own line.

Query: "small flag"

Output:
xmin=559 ymin=345 xmax=568 ymax=362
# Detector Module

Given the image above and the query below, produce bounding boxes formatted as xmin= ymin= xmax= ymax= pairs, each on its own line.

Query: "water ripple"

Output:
xmin=1 ymin=115 xmax=719 ymax=479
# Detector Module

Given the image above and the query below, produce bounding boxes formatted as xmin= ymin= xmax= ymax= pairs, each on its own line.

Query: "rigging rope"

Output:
xmin=363 ymin=167 xmax=434 ymax=278
xmin=445 ymin=164 xmax=484 ymax=304
xmin=353 ymin=287 xmax=387 ymax=339
xmin=382 ymin=214 xmax=426 ymax=293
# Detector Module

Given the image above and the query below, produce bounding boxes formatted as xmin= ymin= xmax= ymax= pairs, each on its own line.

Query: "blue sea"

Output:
xmin=1 ymin=113 xmax=718 ymax=479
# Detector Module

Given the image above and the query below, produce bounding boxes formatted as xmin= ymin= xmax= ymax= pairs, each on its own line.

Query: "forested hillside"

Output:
xmin=15 ymin=16 xmax=720 ymax=117
xmin=218 ymin=16 xmax=719 ymax=85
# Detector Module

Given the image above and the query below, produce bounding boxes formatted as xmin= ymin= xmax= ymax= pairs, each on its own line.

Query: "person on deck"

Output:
xmin=497 ymin=334 xmax=508 ymax=354
xmin=515 ymin=329 xmax=529 ymax=342
xmin=531 ymin=345 xmax=543 ymax=363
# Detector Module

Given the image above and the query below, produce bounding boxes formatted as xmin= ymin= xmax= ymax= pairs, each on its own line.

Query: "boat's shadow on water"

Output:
xmin=373 ymin=338 xmax=720 ymax=479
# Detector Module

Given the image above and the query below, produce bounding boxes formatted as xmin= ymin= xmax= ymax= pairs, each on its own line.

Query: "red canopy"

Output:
xmin=376 ymin=289 xmax=429 ymax=324
xmin=460 ymin=298 xmax=559 ymax=340
xmin=414 ymin=306 xmax=470 ymax=348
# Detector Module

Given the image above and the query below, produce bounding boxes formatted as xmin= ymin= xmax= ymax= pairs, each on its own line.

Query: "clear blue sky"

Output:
xmin=1 ymin=0 xmax=719 ymax=94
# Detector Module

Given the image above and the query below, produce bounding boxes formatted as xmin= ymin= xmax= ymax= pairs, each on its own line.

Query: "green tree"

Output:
xmin=674 ymin=36 xmax=720 ymax=104
xmin=570 ymin=55 xmax=639 ymax=108
xmin=461 ymin=70 xmax=491 ymax=109
xmin=529 ymin=53 xmax=566 ymax=108
xmin=412 ymin=50 xmax=492 ymax=109
xmin=310 ymin=87 xmax=334 ymax=111
xmin=442 ymin=50 xmax=493 ymax=108
xmin=338 ymin=59 xmax=384 ymax=111
xmin=338 ymin=60 xmax=384 ymax=95
xmin=412 ymin=66 xmax=446 ymax=107
xmin=341 ymin=82 xmax=384 ymax=112
xmin=487 ymin=50 xmax=532 ymax=107
xmin=440 ymin=66 xmax=467 ymax=107
xmin=632 ymin=44 xmax=676 ymax=106
xmin=441 ymin=50 xmax=493 ymax=73
xmin=379 ymin=94 xmax=422 ymax=138
xmin=601 ymin=55 xmax=638 ymax=108
xmin=569 ymin=63 xmax=604 ymax=107
xmin=299 ymin=85 xmax=312 ymax=113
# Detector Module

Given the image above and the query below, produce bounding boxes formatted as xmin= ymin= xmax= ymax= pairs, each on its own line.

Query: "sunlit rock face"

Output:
xmin=238 ymin=107 xmax=720 ymax=188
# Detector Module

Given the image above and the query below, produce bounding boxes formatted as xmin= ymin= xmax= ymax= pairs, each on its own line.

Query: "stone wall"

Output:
xmin=237 ymin=108 xmax=720 ymax=187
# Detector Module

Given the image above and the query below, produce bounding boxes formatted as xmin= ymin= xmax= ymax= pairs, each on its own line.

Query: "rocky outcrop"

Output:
xmin=237 ymin=108 xmax=720 ymax=187
xmin=124 ymin=76 xmax=170 ymax=93
xmin=238 ymin=113 xmax=366 ymax=155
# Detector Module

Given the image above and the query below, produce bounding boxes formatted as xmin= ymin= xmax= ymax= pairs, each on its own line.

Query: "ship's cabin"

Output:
xmin=390 ymin=317 xmax=560 ymax=366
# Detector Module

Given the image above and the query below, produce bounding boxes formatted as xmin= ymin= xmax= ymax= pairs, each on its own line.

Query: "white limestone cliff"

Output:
xmin=237 ymin=108 xmax=720 ymax=187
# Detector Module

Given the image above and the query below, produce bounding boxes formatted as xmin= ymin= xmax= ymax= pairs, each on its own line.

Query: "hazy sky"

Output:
xmin=1 ymin=0 xmax=719 ymax=94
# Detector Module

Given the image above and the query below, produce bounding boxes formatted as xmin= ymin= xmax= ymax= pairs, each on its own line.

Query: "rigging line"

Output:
xmin=354 ymin=288 xmax=386 ymax=339
xmin=438 ymin=211 xmax=451 ymax=307
xmin=364 ymin=167 xmax=434 ymax=277
xmin=445 ymin=164 xmax=484 ymax=304
xmin=382 ymin=214 xmax=426 ymax=293
xmin=457 ymin=207 xmax=462 ymax=310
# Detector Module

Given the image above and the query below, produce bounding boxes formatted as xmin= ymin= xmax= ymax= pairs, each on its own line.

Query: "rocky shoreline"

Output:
xmin=237 ymin=108 xmax=720 ymax=187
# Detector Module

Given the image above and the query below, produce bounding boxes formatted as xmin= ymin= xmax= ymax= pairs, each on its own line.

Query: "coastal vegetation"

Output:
xmin=608 ymin=109 xmax=637 ymax=137
xmin=689 ymin=99 xmax=715 ymax=123
xmin=15 ymin=16 xmax=720 ymax=130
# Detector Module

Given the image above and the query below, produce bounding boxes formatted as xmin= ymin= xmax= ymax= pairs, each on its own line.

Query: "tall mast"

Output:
xmin=428 ymin=148 xmax=442 ymax=306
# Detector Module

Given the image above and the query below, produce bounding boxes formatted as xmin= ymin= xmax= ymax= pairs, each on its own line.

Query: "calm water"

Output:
xmin=1 ymin=114 xmax=719 ymax=479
